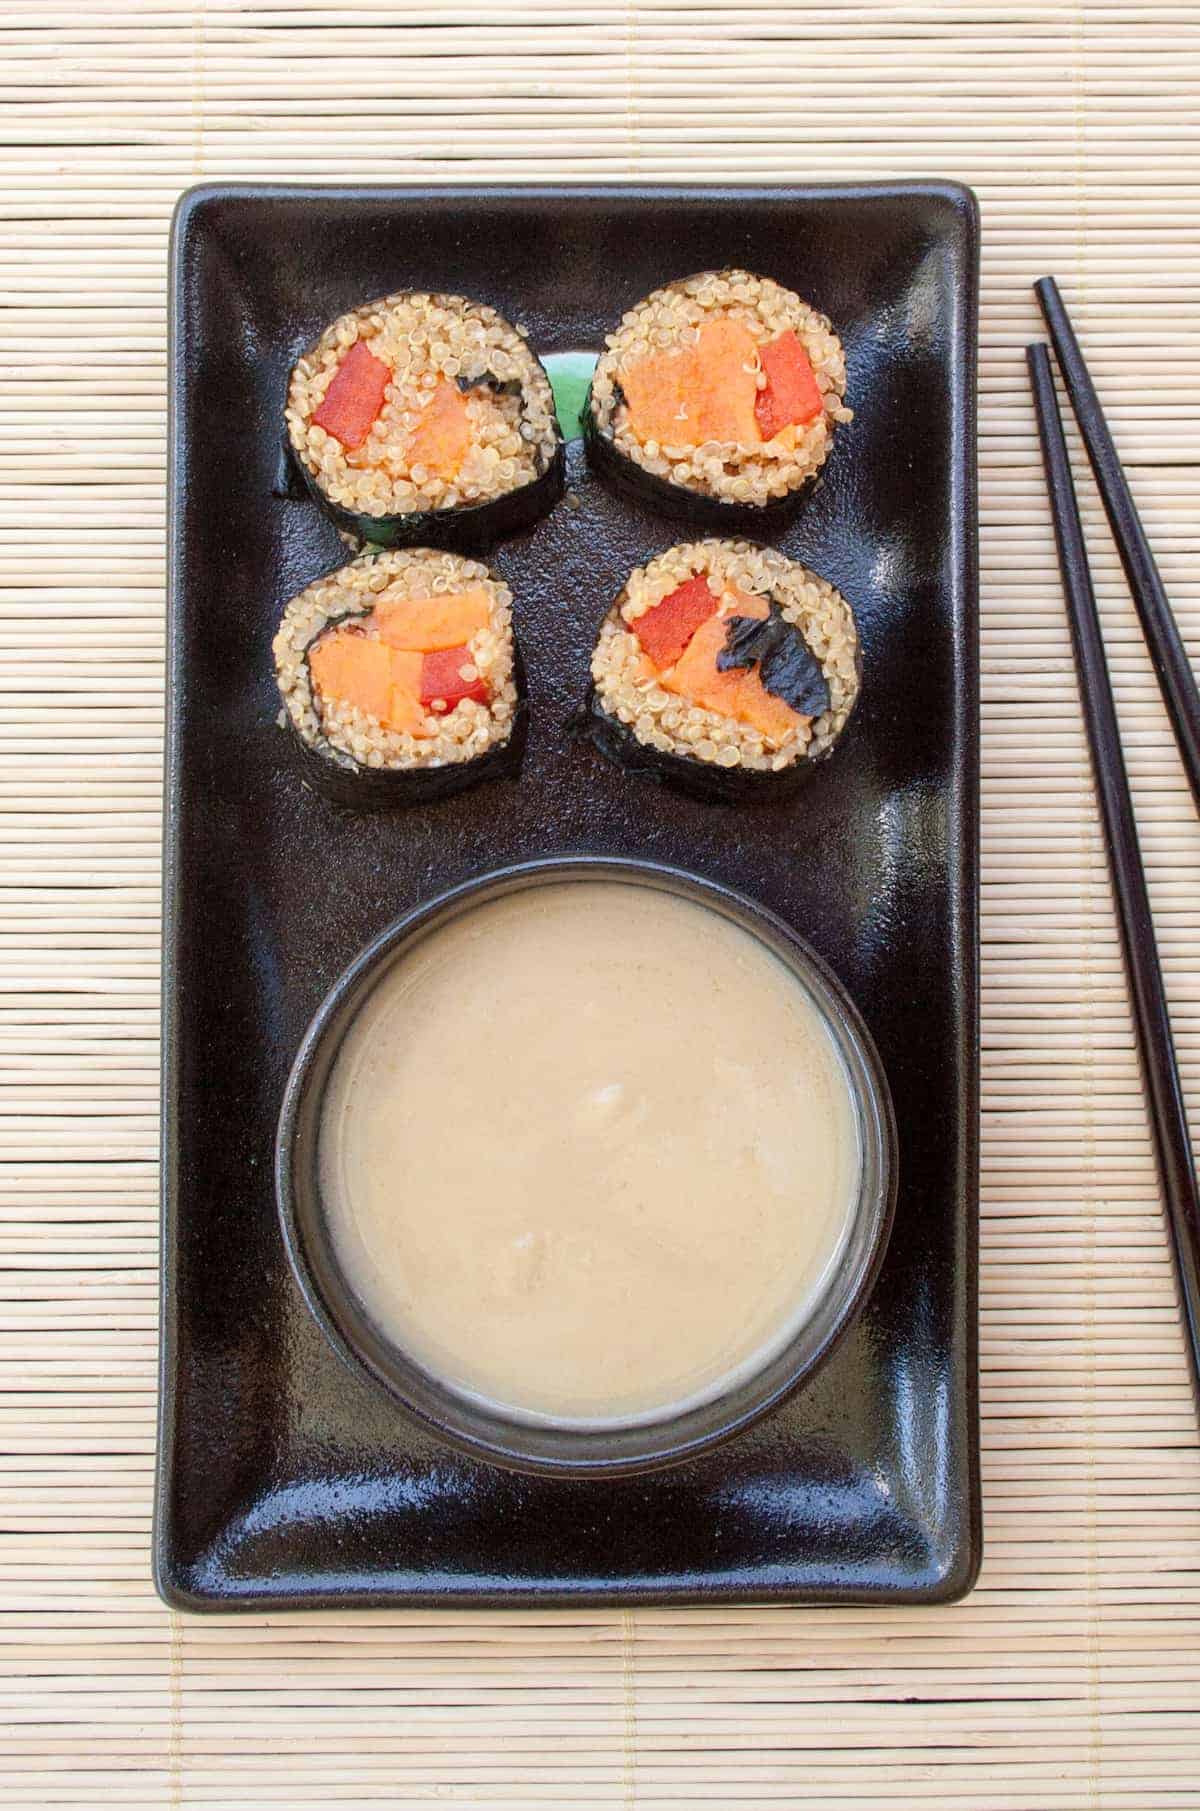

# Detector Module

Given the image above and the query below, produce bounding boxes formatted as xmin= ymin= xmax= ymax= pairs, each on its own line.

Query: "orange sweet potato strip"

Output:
xmin=374 ymin=589 xmax=491 ymax=652
xmin=308 ymin=630 xmax=393 ymax=722
xmin=406 ymin=379 xmax=471 ymax=479
xmin=622 ymin=318 xmax=761 ymax=448
xmin=309 ymin=631 xmax=429 ymax=736
xmin=660 ymin=614 xmax=799 ymax=741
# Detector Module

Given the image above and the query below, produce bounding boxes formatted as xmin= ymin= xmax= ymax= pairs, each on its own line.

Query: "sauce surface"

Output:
xmin=319 ymin=882 xmax=861 ymax=1424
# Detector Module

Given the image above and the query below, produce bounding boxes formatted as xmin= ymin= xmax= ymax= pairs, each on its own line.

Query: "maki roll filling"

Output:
xmin=274 ymin=548 xmax=523 ymax=795
xmin=286 ymin=291 xmax=563 ymax=545
xmin=587 ymin=271 xmax=850 ymax=513
xmin=587 ymin=539 xmax=859 ymax=781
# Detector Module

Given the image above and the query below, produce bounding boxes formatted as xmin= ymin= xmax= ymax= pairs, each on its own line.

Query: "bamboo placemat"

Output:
xmin=2 ymin=2 xmax=1199 ymax=1805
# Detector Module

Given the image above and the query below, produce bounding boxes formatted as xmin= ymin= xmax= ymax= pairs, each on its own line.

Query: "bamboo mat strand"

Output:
xmin=2 ymin=1 xmax=1200 ymax=1806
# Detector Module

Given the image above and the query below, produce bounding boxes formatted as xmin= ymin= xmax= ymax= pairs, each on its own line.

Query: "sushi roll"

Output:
xmin=583 ymin=539 xmax=860 ymax=803
xmin=286 ymin=291 xmax=565 ymax=550
xmin=273 ymin=547 xmax=526 ymax=806
xmin=585 ymin=270 xmax=850 ymax=526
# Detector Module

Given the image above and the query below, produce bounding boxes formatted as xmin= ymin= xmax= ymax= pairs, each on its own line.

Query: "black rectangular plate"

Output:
xmin=158 ymin=183 xmax=980 ymax=1609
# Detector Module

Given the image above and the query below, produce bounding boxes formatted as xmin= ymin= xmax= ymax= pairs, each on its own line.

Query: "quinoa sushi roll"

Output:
xmin=583 ymin=539 xmax=860 ymax=803
xmin=286 ymin=292 xmax=564 ymax=550
xmin=585 ymin=270 xmax=850 ymax=526
xmin=274 ymin=548 xmax=526 ymax=806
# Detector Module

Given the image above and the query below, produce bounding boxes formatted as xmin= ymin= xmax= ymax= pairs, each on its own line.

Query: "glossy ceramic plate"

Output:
xmin=157 ymin=182 xmax=980 ymax=1609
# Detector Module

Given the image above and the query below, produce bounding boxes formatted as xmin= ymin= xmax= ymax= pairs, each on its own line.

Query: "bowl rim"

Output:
xmin=275 ymin=855 xmax=898 ymax=1478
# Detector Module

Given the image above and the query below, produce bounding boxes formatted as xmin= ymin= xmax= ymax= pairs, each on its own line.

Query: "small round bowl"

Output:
xmin=276 ymin=856 xmax=897 ymax=1478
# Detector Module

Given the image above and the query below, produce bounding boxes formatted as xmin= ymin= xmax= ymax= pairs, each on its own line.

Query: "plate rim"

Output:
xmin=156 ymin=177 xmax=982 ymax=1612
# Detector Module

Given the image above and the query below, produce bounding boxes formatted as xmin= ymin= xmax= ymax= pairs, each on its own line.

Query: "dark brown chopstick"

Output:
xmin=1027 ymin=342 xmax=1200 ymax=1415
xmin=1035 ymin=276 xmax=1200 ymax=813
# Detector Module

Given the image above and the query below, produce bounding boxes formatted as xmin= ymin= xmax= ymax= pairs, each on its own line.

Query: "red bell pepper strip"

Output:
xmin=312 ymin=339 xmax=392 ymax=450
xmin=754 ymin=331 xmax=824 ymax=440
xmin=420 ymin=645 xmax=490 ymax=712
xmin=630 ymin=576 xmax=720 ymax=670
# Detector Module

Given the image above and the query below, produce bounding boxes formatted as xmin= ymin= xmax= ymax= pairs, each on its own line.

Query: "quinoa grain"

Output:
xmin=589 ymin=269 xmax=850 ymax=506
xmin=288 ymin=292 xmax=558 ymax=521
xmin=590 ymin=539 xmax=859 ymax=771
xmin=273 ymin=547 xmax=518 ymax=772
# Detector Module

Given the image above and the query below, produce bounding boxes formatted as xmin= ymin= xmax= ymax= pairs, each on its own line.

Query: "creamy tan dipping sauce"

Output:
xmin=319 ymin=882 xmax=861 ymax=1425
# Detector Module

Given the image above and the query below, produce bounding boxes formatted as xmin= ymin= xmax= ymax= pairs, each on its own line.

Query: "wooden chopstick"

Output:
xmin=1027 ymin=342 xmax=1200 ymax=1416
xmin=1035 ymin=276 xmax=1200 ymax=814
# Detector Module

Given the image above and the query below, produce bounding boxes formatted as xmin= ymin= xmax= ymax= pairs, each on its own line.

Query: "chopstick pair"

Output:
xmin=1027 ymin=284 xmax=1200 ymax=1417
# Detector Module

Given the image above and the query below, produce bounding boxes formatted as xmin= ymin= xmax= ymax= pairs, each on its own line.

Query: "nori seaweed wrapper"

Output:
xmin=578 ymin=561 xmax=861 ymax=804
xmin=290 ymin=438 xmax=566 ymax=556
xmin=284 ymin=639 xmax=530 ymax=810
xmin=577 ymin=680 xmax=844 ymax=806
xmin=582 ymin=387 xmax=820 ymax=532
xmin=716 ymin=601 xmax=832 ymax=718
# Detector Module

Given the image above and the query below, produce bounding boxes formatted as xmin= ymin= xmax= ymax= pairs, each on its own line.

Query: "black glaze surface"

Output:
xmin=158 ymin=182 xmax=981 ymax=1610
